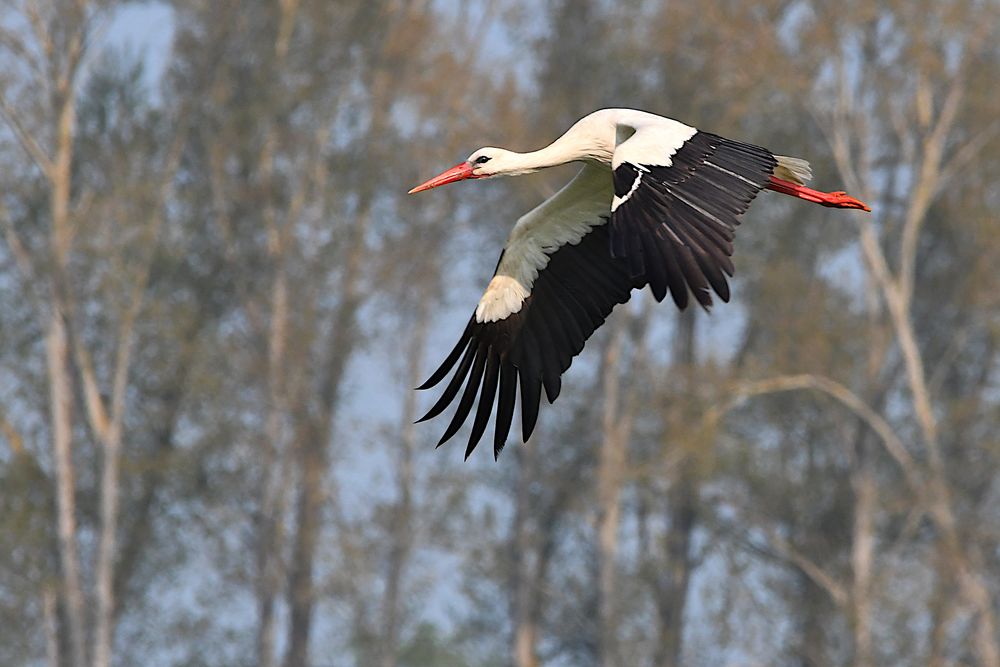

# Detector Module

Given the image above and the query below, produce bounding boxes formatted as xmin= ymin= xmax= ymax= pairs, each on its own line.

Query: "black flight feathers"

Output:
xmin=420 ymin=131 xmax=777 ymax=459
xmin=610 ymin=131 xmax=776 ymax=309
xmin=416 ymin=226 xmax=636 ymax=460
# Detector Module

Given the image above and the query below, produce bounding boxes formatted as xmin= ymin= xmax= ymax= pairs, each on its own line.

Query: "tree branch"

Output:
xmin=709 ymin=373 xmax=921 ymax=492
xmin=899 ymin=77 xmax=963 ymax=305
xmin=0 ymin=90 xmax=53 ymax=175
xmin=732 ymin=528 xmax=847 ymax=607
xmin=938 ymin=121 xmax=1000 ymax=189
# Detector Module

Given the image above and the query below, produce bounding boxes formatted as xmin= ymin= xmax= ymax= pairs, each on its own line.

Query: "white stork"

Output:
xmin=409 ymin=108 xmax=869 ymax=459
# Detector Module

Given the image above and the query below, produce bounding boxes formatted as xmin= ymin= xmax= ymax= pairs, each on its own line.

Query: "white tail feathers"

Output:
xmin=774 ymin=156 xmax=812 ymax=185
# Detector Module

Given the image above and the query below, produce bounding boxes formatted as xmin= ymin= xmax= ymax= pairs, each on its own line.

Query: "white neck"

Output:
xmin=498 ymin=120 xmax=618 ymax=175
xmin=479 ymin=113 xmax=617 ymax=177
xmin=497 ymin=138 xmax=583 ymax=175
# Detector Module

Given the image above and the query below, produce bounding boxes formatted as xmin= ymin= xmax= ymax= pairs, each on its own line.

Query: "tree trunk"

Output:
xmin=791 ymin=571 xmax=828 ymax=667
xmin=850 ymin=444 xmax=875 ymax=667
xmin=258 ymin=260 xmax=289 ymax=667
xmin=511 ymin=444 xmax=540 ymax=667
xmin=654 ymin=307 xmax=698 ymax=667
xmin=43 ymin=587 xmax=60 ymax=667
xmin=655 ymin=471 xmax=696 ymax=667
xmin=285 ymin=428 xmax=325 ymax=667
xmin=48 ymin=311 xmax=86 ymax=667
xmin=91 ymin=300 xmax=143 ymax=667
xmin=284 ymin=207 xmax=368 ymax=667
xmin=48 ymin=61 xmax=86 ymax=667
xmin=378 ymin=314 xmax=426 ymax=667
xmin=93 ymin=422 xmax=124 ymax=667
xmin=254 ymin=7 xmax=303 ymax=657
xmin=595 ymin=318 xmax=628 ymax=667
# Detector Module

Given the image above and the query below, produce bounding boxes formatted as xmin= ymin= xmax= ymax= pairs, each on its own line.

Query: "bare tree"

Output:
xmin=595 ymin=305 xmax=650 ymax=667
xmin=1 ymin=4 xmax=103 ymax=666
xmin=1 ymin=4 xmax=192 ymax=667
xmin=1 ymin=2 xmax=998 ymax=666
xmin=805 ymin=5 xmax=1000 ymax=664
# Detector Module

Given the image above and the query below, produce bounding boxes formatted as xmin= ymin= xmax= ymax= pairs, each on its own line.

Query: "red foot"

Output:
xmin=766 ymin=176 xmax=871 ymax=212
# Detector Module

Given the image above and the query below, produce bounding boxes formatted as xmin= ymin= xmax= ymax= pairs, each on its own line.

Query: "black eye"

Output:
xmin=474 ymin=155 xmax=491 ymax=164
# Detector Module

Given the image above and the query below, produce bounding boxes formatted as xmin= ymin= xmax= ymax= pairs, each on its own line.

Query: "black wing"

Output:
xmin=611 ymin=132 xmax=777 ymax=309
xmin=416 ymin=223 xmax=638 ymax=460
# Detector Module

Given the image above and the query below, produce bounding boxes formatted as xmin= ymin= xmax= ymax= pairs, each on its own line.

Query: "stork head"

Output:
xmin=408 ymin=147 xmax=517 ymax=194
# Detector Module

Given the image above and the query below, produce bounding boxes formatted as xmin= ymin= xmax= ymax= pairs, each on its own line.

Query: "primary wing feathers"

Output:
xmin=611 ymin=131 xmax=777 ymax=309
xmin=421 ymin=223 xmax=635 ymax=459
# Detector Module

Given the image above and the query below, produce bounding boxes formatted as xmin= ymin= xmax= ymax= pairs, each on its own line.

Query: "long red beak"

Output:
xmin=408 ymin=162 xmax=475 ymax=194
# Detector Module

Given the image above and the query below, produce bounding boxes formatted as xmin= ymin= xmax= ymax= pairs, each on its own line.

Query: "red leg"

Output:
xmin=766 ymin=176 xmax=871 ymax=212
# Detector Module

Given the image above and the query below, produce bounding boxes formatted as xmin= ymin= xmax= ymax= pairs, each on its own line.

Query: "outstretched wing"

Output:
xmin=417 ymin=166 xmax=638 ymax=459
xmin=611 ymin=122 xmax=777 ymax=309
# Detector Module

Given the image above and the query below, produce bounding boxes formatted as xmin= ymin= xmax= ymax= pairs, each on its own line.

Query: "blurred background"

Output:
xmin=0 ymin=1 xmax=998 ymax=666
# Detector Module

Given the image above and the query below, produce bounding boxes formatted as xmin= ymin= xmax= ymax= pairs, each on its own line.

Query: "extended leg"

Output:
xmin=766 ymin=176 xmax=871 ymax=212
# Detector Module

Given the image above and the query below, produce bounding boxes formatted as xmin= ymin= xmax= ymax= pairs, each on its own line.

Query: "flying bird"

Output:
xmin=409 ymin=108 xmax=869 ymax=460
